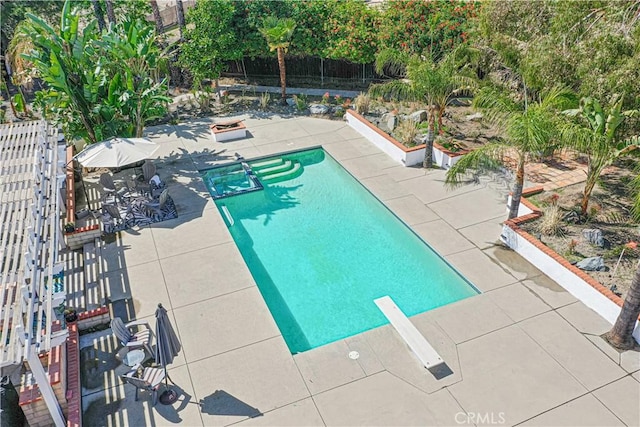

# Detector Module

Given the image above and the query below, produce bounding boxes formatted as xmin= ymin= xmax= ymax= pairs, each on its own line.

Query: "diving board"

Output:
xmin=374 ymin=296 xmax=444 ymax=369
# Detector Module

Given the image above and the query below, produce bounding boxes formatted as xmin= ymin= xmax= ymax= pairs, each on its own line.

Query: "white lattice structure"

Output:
xmin=0 ymin=121 xmax=67 ymax=426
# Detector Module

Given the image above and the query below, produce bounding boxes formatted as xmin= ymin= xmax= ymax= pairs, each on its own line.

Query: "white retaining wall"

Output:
xmin=501 ymin=224 xmax=640 ymax=342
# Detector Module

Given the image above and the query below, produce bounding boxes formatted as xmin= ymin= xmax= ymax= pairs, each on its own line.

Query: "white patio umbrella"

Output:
xmin=73 ymin=137 xmax=158 ymax=211
xmin=74 ymin=137 xmax=159 ymax=168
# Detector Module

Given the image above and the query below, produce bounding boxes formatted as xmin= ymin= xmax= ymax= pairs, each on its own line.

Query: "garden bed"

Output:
xmin=518 ymin=169 xmax=640 ymax=301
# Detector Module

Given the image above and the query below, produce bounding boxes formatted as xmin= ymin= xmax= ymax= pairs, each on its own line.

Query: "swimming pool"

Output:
xmin=203 ymin=148 xmax=478 ymax=353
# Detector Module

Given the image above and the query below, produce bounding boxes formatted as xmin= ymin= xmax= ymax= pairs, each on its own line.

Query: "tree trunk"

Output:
xmin=91 ymin=0 xmax=106 ymax=32
xmin=176 ymin=0 xmax=186 ymax=41
xmin=422 ymin=107 xmax=436 ymax=168
xmin=276 ymin=47 xmax=287 ymax=104
xmin=437 ymin=106 xmax=445 ymax=134
xmin=581 ymin=172 xmax=598 ymax=216
xmin=105 ymin=0 xmax=116 ymax=25
xmin=605 ymin=263 xmax=640 ymax=350
xmin=508 ymin=156 xmax=526 ymax=219
xmin=149 ymin=0 xmax=165 ymax=35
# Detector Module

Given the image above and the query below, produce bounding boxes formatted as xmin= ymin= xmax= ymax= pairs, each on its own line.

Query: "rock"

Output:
xmin=286 ymin=98 xmax=296 ymax=107
xmin=309 ymin=104 xmax=330 ymax=114
xmin=582 ymin=228 xmax=605 ymax=248
xmin=387 ymin=114 xmax=398 ymax=131
xmin=576 ymin=256 xmax=607 ymax=271
xmin=563 ymin=210 xmax=580 ymax=224
xmin=409 ymin=110 xmax=428 ymax=123
xmin=333 ymin=106 xmax=344 ymax=115
xmin=465 ymin=112 xmax=483 ymax=121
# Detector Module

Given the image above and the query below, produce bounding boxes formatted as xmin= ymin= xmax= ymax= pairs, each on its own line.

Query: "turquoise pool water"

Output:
xmin=205 ymin=148 xmax=478 ymax=353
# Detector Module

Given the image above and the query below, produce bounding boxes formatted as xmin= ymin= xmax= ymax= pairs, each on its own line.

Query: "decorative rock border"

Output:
xmin=345 ymin=110 xmax=469 ymax=168
xmin=501 ymin=187 xmax=640 ymax=342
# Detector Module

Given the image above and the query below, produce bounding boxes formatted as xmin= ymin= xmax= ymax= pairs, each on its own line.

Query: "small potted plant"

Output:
xmin=64 ymin=222 xmax=75 ymax=233
xmin=64 ymin=307 xmax=78 ymax=323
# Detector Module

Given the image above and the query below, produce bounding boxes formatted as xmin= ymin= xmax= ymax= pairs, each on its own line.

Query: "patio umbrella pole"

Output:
xmin=78 ymin=166 xmax=93 ymax=212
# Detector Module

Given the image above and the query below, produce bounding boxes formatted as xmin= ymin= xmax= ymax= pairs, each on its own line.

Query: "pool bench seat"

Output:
xmin=374 ymin=295 xmax=444 ymax=369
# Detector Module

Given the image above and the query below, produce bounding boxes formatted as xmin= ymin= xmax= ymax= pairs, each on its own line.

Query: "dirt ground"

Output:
xmin=522 ymin=166 xmax=640 ymax=301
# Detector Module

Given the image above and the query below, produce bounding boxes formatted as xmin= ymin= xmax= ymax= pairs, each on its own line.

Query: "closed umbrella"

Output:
xmin=155 ymin=303 xmax=181 ymax=405
xmin=74 ymin=137 xmax=159 ymax=168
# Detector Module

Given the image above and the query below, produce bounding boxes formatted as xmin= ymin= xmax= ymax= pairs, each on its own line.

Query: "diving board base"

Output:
xmin=374 ymin=296 xmax=444 ymax=369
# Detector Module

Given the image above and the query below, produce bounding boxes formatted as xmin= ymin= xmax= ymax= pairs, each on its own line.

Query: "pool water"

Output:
xmin=207 ymin=148 xmax=478 ymax=353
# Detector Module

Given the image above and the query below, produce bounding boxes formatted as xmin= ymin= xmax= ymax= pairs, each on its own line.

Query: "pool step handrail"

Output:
xmin=221 ymin=205 xmax=234 ymax=226
xmin=374 ymin=296 xmax=444 ymax=369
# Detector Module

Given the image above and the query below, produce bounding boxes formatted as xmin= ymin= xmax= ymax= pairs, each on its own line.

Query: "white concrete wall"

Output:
xmin=501 ymin=224 xmax=640 ymax=342
xmin=506 ymin=194 xmax=535 ymax=216
xmin=211 ymin=128 xmax=247 ymax=142
xmin=346 ymin=113 xmax=422 ymax=166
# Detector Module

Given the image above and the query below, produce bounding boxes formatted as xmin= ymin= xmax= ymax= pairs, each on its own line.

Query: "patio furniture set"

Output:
xmin=110 ymin=303 xmax=182 ymax=406
xmin=99 ymin=160 xmax=178 ymax=233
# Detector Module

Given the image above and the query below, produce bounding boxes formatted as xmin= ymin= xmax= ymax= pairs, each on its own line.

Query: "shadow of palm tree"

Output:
xmin=199 ymin=390 xmax=262 ymax=418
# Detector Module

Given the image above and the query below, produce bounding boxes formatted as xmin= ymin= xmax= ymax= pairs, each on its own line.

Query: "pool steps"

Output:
xmin=374 ymin=296 xmax=444 ymax=369
xmin=250 ymin=158 xmax=303 ymax=183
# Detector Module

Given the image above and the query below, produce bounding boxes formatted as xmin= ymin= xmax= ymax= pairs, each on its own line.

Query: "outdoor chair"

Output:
xmin=144 ymin=188 xmax=170 ymax=220
xmin=110 ymin=317 xmax=154 ymax=355
xmin=141 ymin=160 xmax=156 ymax=182
xmin=100 ymin=173 xmax=128 ymax=204
xmin=120 ymin=365 xmax=166 ymax=406
xmin=102 ymin=204 xmax=134 ymax=231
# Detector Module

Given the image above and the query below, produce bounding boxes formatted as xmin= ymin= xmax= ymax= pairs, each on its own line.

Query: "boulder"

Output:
xmin=309 ymin=104 xmax=330 ymax=115
xmin=576 ymin=256 xmax=606 ymax=271
xmin=465 ymin=112 xmax=483 ymax=121
xmin=333 ymin=106 xmax=345 ymax=115
xmin=409 ymin=110 xmax=428 ymax=123
xmin=563 ymin=210 xmax=580 ymax=224
xmin=387 ymin=114 xmax=398 ymax=131
xmin=286 ymin=98 xmax=296 ymax=107
xmin=582 ymin=228 xmax=605 ymax=248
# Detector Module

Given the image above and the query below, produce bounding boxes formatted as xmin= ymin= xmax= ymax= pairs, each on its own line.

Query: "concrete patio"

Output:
xmin=81 ymin=113 xmax=639 ymax=426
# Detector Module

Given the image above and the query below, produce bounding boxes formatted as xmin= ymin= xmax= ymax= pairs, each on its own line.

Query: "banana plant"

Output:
xmin=561 ymin=95 xmax=639 ymax=216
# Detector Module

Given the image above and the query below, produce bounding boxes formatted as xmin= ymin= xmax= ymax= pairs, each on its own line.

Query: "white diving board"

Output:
xmin=374 ymin=296 xmax=444 ymax=369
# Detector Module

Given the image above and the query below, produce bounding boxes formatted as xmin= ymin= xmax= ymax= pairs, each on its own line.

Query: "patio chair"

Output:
xmin=100 ymin=173 xmax=127 ymax=204
xmin=110 ymin=317 xmax=154 ymax=355
xmin=103 ymin=204 xmax=134 ymax=231
xmin=142 ymin=161 xmax=156 ymax=182
xmin=120 ymin=365 xmax=166 ymax=406
xmin=144 ymin=188 xmax=170 ymax=220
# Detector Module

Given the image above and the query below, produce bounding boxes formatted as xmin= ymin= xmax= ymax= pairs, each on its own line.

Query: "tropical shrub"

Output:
xmin=324 ymin=0 xmax=380 ymax=64
xmin=378 ymin=0 xmax=478 ymax=59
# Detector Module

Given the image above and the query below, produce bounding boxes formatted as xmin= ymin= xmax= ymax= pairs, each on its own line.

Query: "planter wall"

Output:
xmin=346 ymin=110 xmax=469 ymax=168
xmin=64 ymin=224 xmax=101 ymax=250
xmin=502 ymin=189 xmax=640 ymax=343
xmin=210 ymin=120 xmax=247 ymax=142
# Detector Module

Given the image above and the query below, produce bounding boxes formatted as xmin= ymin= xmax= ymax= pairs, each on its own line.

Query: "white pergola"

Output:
xmin=0 ymin=120 xmax=68 ymax=426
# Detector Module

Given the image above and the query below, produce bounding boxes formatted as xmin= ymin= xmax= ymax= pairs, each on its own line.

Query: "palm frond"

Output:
xmin=445 ymin=142 xmax=511 ymax=187
xmin=368 ymin=80 xmax=418 ymax=102
xmin=374 ymin=48 xmax=409 ymax=76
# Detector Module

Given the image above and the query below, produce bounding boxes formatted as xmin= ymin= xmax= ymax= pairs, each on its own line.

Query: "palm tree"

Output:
xmin=370 ymin=48 xmax=475 ymax=168
xmin=149 ymin=0 xmax=164 ymax=35
xmin=175 ymin=0 xmax=186 ymax=41
xmin=560 ymin=96 xmax=640 ymax=216
xmin=605 ymin=262 xmax=640 ymax=350
xmin=446 ymin=86 xmax=576 ymax=219
xmin=259 ymin=16 xmax=296 ymax=104
xmin=91 ymin=0 xmax=106 ymax=32
xmin=105 ymin=0 xmax=116 ymax=25
xmin=6 ymin=19 xmax=35 ymax=117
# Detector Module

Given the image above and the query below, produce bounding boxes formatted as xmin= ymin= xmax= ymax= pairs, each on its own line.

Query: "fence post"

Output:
xmin=321 ymin=58 xmax=324 ymax=87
